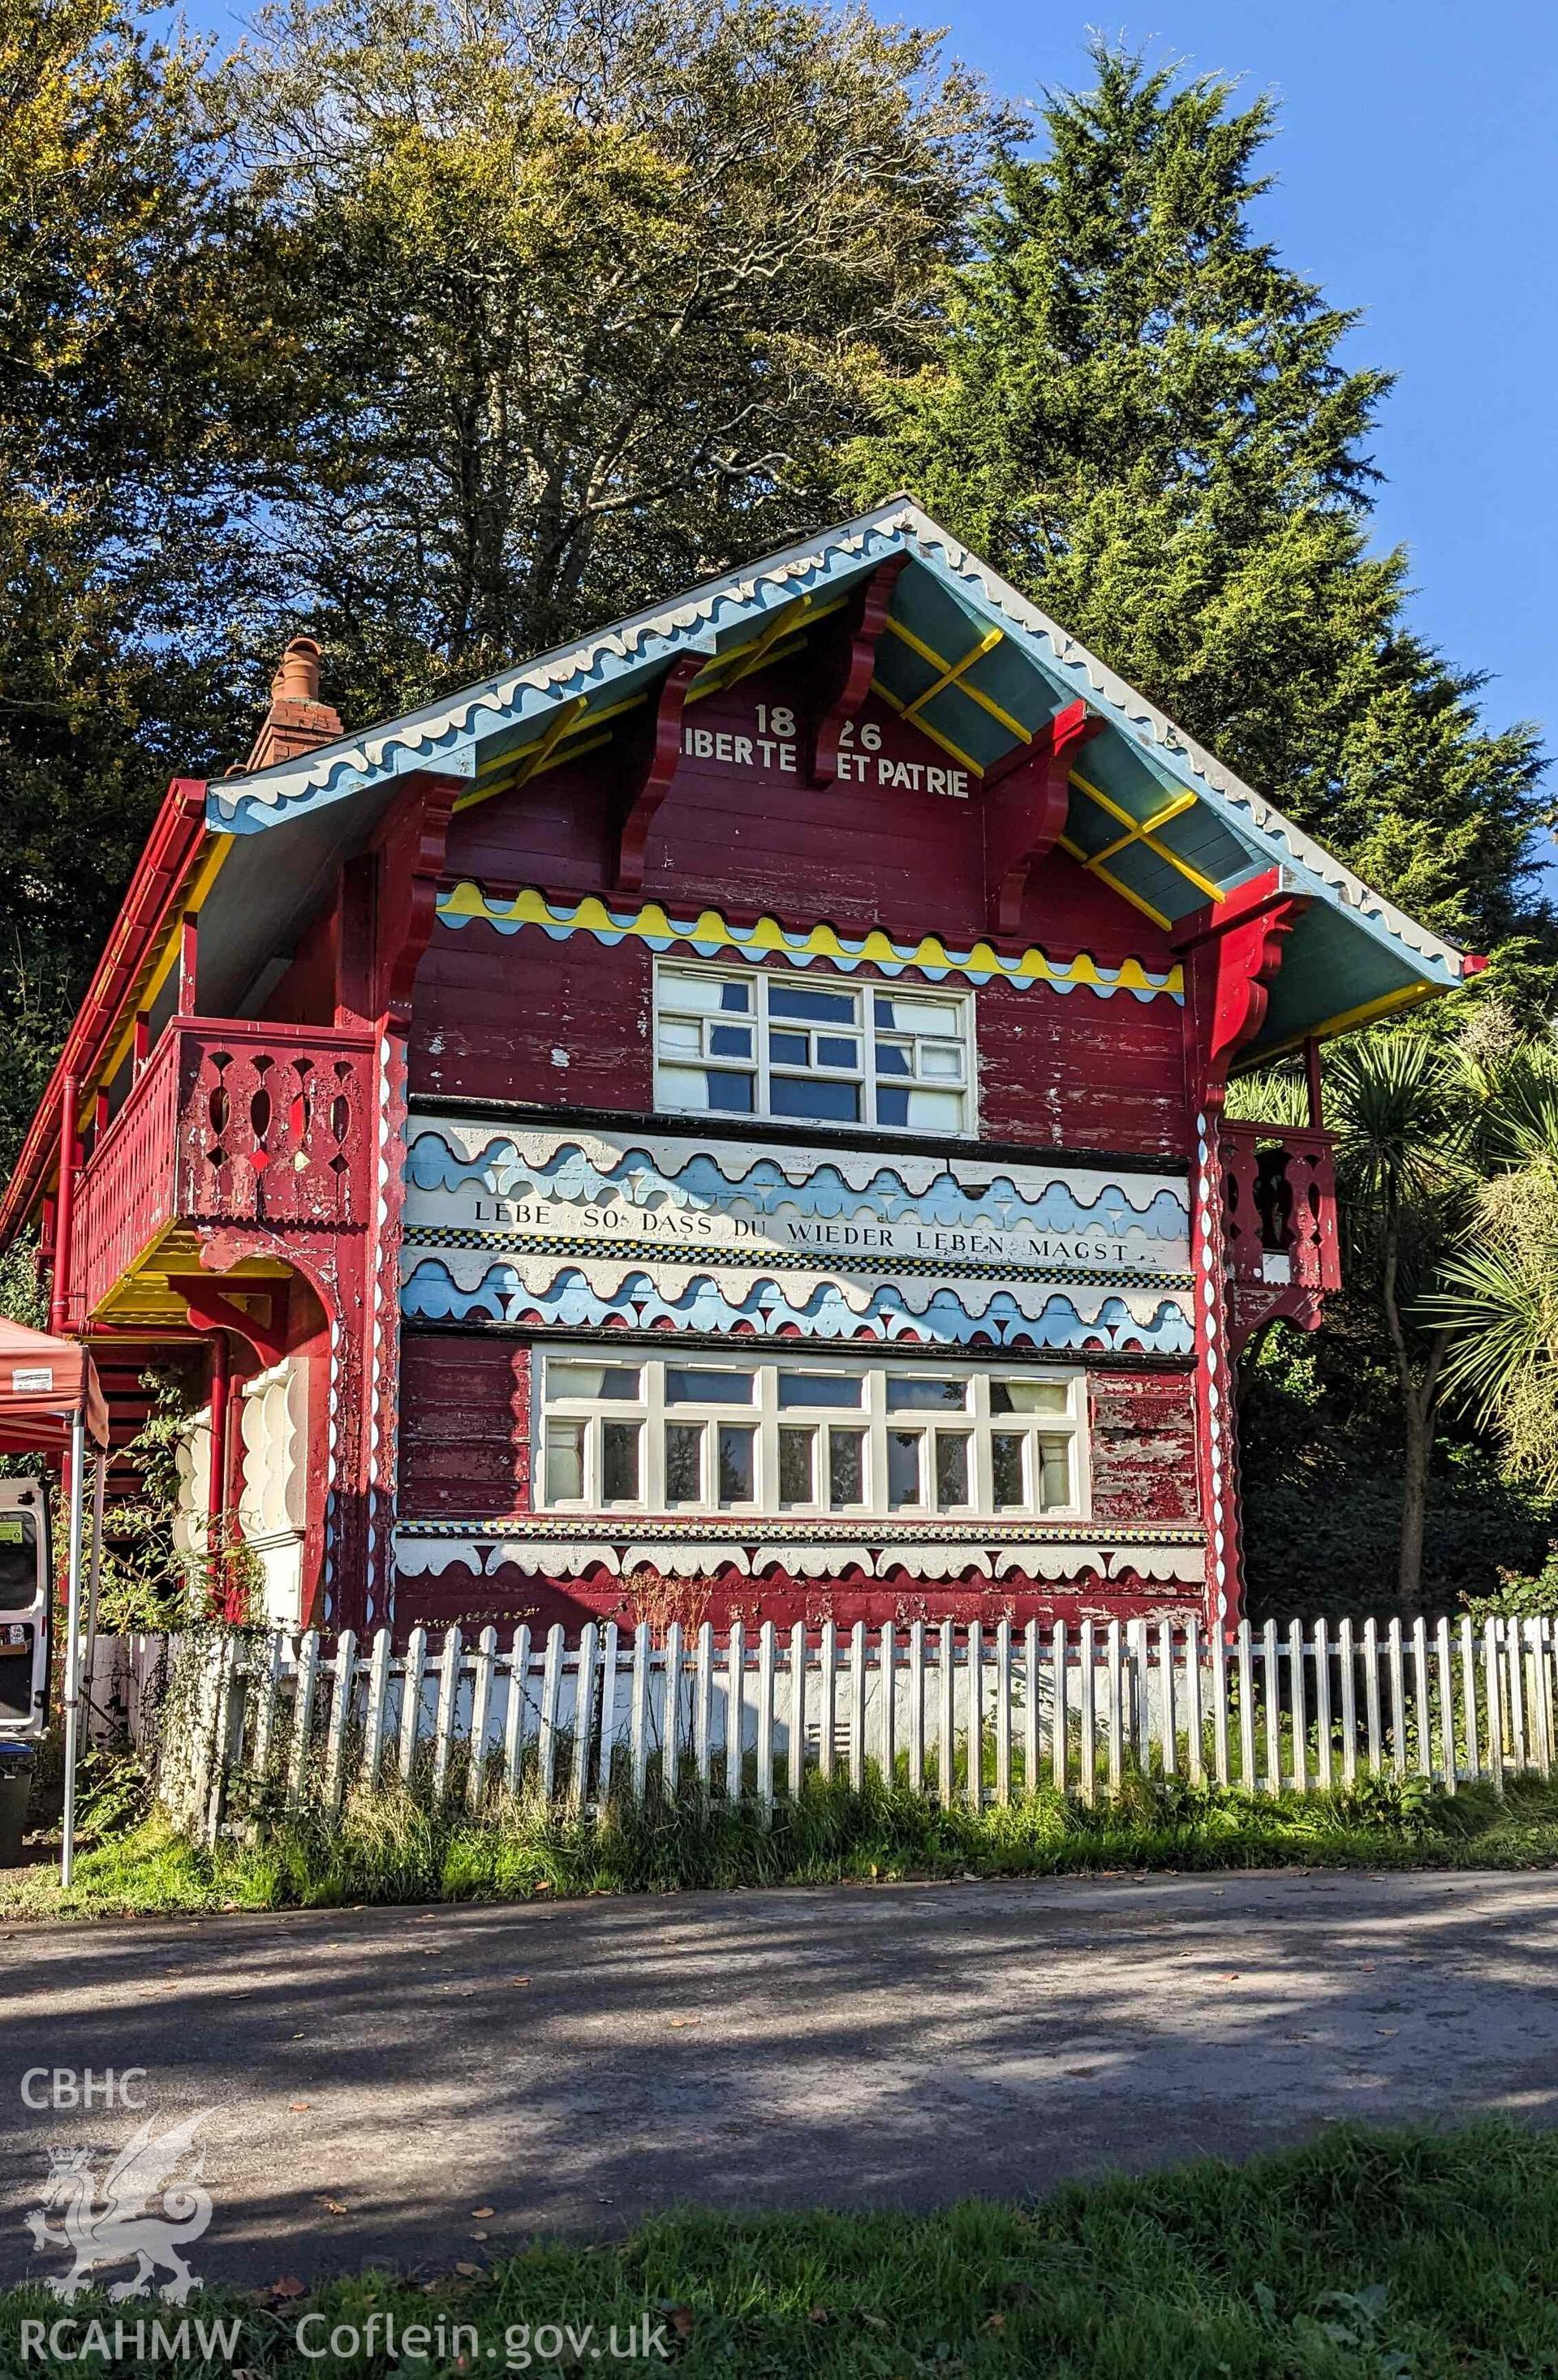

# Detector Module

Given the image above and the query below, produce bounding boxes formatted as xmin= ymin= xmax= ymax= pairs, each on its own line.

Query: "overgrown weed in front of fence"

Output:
xmin=12 ymin=1754 xmax=1558 ymax=1920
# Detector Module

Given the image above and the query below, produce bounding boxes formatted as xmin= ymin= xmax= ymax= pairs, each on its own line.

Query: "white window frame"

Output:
xmin=536 ymin=1346 xmax=1089 ymax=1523
xmin=652 ymin=960 xmax=978 ymax=1137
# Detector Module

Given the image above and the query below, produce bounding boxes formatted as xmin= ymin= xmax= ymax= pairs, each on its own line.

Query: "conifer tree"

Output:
xmin=846 ymin=42 xmax=1549 ymax=969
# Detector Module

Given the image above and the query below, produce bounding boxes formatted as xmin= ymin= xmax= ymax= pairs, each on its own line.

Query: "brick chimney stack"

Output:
xmin=243 ymin=635 xmax=343 ymax=773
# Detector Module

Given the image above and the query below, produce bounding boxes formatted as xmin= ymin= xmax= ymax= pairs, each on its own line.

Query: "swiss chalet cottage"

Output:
xmin=0 ymin=504 xmax=1475 ymax=1641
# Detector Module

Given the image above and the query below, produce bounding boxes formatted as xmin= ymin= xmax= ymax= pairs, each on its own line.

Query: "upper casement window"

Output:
xmin=653 ymin=962 xmax=975 ymax=1135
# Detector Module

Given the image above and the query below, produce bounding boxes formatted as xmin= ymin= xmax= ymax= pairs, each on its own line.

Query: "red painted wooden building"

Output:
xmin=0 ymin=503 xmax=1474 ymax=1639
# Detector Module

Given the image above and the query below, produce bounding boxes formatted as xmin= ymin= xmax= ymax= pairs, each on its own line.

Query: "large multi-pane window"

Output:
xmin=538 ymin=1350 xmax=1086 ymax=1521
xmin=654 ymin=962 xmax=974 ymax=1134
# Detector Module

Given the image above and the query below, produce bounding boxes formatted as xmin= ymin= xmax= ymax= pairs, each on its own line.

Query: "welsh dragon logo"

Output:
xmin=25 ymin=2109 xmax=214 ymax=2301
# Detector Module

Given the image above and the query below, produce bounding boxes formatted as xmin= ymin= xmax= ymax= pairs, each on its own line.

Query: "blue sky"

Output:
xmin=174 ymin=0 xmax=1556 ymax=846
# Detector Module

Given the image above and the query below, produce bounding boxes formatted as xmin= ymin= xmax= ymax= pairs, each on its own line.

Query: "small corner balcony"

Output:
xmin=67 ymin=1019 xmax=377 ymax=1328
xmin=1219 ymin=1121 xmax=1341 ymax=1334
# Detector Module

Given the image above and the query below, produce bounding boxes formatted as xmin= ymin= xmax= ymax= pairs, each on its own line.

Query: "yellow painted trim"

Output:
xmin=1057 ymin=834 xmax=1174 ymax=932
xmin=904 ymin=626 xmax=1004 ymax=723
xmin=534 ymin=729 xmax=613 ymax=777
xmin=437 ymin=881 xmax=1186 ymax=1001
xmin=1257 ymin=979 xmax=1444 ymax=1057
xmin=1087 ymin=789 xmax=1199 ymax=868
xmin=1070 ymin=768 xmax=1224 ymax=906
xmin=870 ymin=677 xmax=984 ymax=777
xmin=91 ymin=834 xmax=234 ymax=1101
xmin=883 ymin=613 xmax=1031 ymax=745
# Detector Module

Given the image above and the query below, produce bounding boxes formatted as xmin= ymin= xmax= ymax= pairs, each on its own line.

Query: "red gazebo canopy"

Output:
xmin=0 ymin=1316 xmax=107 ymax=1454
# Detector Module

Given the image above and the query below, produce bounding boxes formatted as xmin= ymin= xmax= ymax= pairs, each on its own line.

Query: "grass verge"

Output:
xmin=11 ymin=1763 xmax=1558 ymax=1921
xmin=2 ymin=2121 xmax=1557 ymax=2374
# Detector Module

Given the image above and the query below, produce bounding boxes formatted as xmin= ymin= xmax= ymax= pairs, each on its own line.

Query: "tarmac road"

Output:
xmin=2 ymin=1866 xmax=1556 ymax=2288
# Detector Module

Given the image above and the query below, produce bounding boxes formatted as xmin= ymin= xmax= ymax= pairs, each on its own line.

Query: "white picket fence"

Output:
xmin=157 ymin=1609 xmax=1558 ymax=1842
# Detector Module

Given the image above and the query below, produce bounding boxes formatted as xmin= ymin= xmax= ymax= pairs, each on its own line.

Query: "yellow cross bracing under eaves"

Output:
xmin=456 ymin=590 xmax=850 ymax=813
xmin=455 ymin=591 xmax=1227 ymax=932
xmin=872 ymin=614 xmax=1224 ymax=932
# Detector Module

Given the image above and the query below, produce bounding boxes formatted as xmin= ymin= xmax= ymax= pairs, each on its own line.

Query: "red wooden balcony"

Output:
xmin=68 ymin=1020 xmax=377 ymax=1324
xmin=1220 ymin=1122 xmax=1341 ymax=1319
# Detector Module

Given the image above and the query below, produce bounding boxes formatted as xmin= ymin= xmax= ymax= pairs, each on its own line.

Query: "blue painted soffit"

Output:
xmin=209 ymin=499 xmax=1470 ymax=1044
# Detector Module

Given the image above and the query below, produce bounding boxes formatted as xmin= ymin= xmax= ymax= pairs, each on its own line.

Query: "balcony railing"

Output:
xmin=1220 ymin=1121 xmax=1341 ymax=1298
xmin=70 ymin=1020 xmax=377 ymax=1323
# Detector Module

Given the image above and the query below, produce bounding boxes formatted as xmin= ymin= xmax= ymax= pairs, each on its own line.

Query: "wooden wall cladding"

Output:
xmin=398 ymin=1332 xmax=531 ymax=1517
xmin=1090 ymin=1371 xmax=1200 ymax=1523
xmin=411 ymin=928 xmax=652 ymax=1109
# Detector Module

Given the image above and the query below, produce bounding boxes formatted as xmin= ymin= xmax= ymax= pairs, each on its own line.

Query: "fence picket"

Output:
xmin=848 ymin=1621 xmax=867 ymax=1792
xmin=1159 ymin=1619 xmax=1177 ymax=1779
xmin=1210 ymin=1621 xmax=1229 ymax=1787
xmin=1078 ymin=1621 xmax=1096 ymax=1807
xmin=1052 ymin=1620 xmax=1069 ymax=1794
xmin=250 ymin=1629 xmax=285 ymax=1780
xmin=1105 ymin=1620 xmax=1123 ymax=1796
xmin=536 ymin=1625 xmax=563 ymax=1800
xmin=880 ymin=1623 xmax=897 ymax=1786
xmin=819 ymin=1623 xmax=837 ymax=1784
xmin=907 ymin=1621 xmax=925 ymax=1796
xmin=1262 ymin=1620 xmax=1281 ymax=1795
xmin=1410 ymin=1618 xmax=1432 ymax=1779
xmin=362 ymin=1627 xmax=394 ymax=1793
xmin=1534 ymin=1620 xmax=1554 ymax=1780
xmin=399 ymin=1625 xmax=427 ymax=1784
xmin=1023 ymin=1619 xmax=1040 ymax=1794
xmin=755 ymin=1624 xmax=776 ymax=1817
xmin=287 ymin=1629 xmax=321 ymax=1811
xmin=468 ymin=1625 xmax=499 ymax=1812
xmin=1186 ymin=1618 xmax=1203 ymax=1785
xmin=503 ymin=1625 xmax=532 ymax=1793
xmin=571 ymin=1623 xmax=599 ymax=1809
xmin=630 ymin=1623 xmax=651 ymax=1801
xmin=964 ymin=1624 xmax=983 ymax=1812
xmin=787 ymin=1623 xmax=806 ymax=1801
xmin=662 ymin=1622 xmax=682 ymax=1805
xmin=323 ymin=1629 xmax=357 ymax=1814
xmin=725 ymin=1621 xmax=745 ymax=1799
xmin=1435 ymin=1617 xmax=1455 ymax=1791
xmin=991 ymin=1622 xmax=1010 ymax=1805
xmin=937 ymin=1620 xmax=955 ymax=1810
xmin=1484 ymin=1618 xmax=1505 ymax=1793
xmin=1312 ymin=1619 xmax=1332 ymax=1792
xmin=693 ymin=1621 xmax=714 ymax=1788
xmin=1506 ymin=1619 xmax=1528 ymax=1771
xmin=430 ymin=1627 xmax=463 ymax=1801
xmin=1362 ymin=1618 xmax=1383 ymax=1775
xmin=598 ymin=1622 xmax=620 ymax=1799
xmin=1459 ymin=1615 xmax=1479 ymax=1781
xmin=1236 ymin=1622 xmax=1255 ymax=1789
xmin=1339 ymin=1618 xmax=1358 ymax=1786
xmin=1289 ymin=1619 xmax=1307 ymax=1796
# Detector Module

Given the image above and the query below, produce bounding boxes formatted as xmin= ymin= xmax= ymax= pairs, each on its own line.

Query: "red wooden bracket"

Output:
xmin=614 ymin=656 xmax=702 ymax=892
xmin=807 ymin=554 xmax=910 ymax=789
xmin=172 ymin=1277 xmax=288 ymax=1369
xmin=372 ymin=769 xmax=463 ymax=1022
xmin=1173 ymin=872 xmax=1308 ymax=1104
xmin=981 ymin=700 xmax=1104 ymax=936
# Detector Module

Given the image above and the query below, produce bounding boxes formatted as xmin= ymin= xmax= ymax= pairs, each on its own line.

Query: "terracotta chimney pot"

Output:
xmin=272 ymin=636 xmax=323 ymax=705
xmin=242 ymin=634 xmax=342 ymax=773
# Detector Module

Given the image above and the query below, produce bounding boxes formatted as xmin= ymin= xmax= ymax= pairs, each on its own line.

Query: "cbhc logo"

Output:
xmin=20 ymin=2069 xmax=147 ymax=2110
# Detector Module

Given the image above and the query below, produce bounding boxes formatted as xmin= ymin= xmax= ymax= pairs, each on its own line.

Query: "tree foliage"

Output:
xmin=843 ymin=41 xmax=1551 ymax=966
xmin=217 ymin=0 xmax=1009 ymax=708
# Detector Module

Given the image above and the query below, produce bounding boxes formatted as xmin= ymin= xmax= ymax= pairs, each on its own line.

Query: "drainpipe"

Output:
xmin=208 ymin=1331 xmax=230 ymax=1527
xmin=49 ymin=1073 xmax=80 ymax=1335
